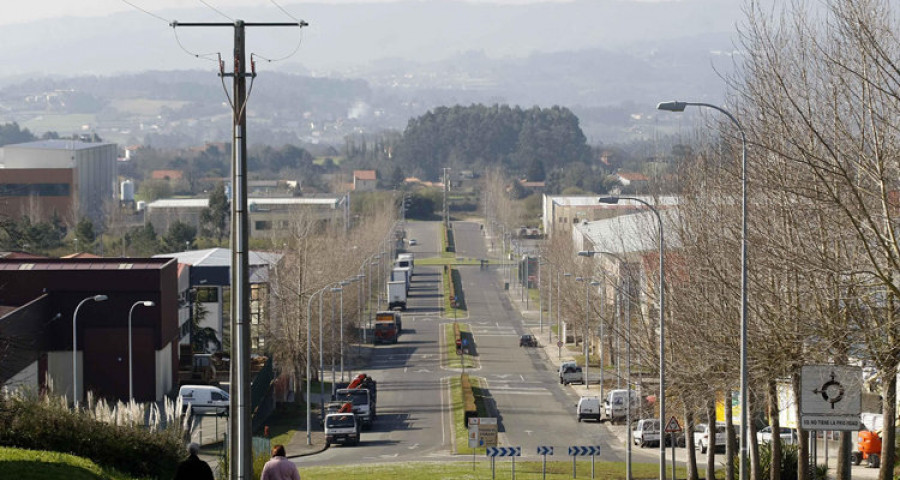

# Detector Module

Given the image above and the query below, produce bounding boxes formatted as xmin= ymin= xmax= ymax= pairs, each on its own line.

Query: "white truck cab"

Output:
xmin=179 ymin=385 xmax=229 ymax=415
xmin=324 ymin=411 xmax=361 ymax=447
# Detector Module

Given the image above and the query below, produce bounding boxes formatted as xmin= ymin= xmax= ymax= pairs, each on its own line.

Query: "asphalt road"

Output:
xmin=299 ymin=221 xmax=453 ymax=466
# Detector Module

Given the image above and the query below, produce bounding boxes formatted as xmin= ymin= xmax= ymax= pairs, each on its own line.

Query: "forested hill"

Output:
xmin=391 ymin=104 xmax=591 ymax=181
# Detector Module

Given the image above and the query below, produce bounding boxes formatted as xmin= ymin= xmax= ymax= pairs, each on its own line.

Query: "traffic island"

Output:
xmin=443 ymin=322 xmax=478 ymax=369
xmin=449 ymin=374 xmax=492 ymax=455
xmin=443 ymin=265 xmax=467 ymax=317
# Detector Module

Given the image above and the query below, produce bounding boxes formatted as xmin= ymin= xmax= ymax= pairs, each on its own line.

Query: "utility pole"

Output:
xmin=442 ymin=167 xmax=450 ymax=229
xmin=170 ymin=18 xmax=307 ymax=480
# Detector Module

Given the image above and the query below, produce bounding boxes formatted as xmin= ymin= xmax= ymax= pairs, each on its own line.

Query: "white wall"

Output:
xmin=155 ymin=343 xmax=173 ymax=401
xmin=48 ymin=350 xmax=79 ymax=401
xmin=2 ymin=361 xmax=39 ymax=396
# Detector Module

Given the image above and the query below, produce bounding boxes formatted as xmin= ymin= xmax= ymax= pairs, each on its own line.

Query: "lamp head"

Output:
xmin=598 ymin=197 xmax=620 ymax=205
xmin=564 ymin=273 xmax=573 ymax=277
xmin=577 ymin=251 xmax=596 ymax=257
xmin=590 ymin=281 xmax=601 ymax=286
xmin=330 ymin=287 xmax=343 ymax=292
xmin=575 ymin=277 xmax=585 ymax=282
xmin=657 ymin=101 xmax=687 ymax=112
xmin=141 ymin=301 xmax=155 ymax=307
xmin=93 ymin=295 xmax=108 ymax=302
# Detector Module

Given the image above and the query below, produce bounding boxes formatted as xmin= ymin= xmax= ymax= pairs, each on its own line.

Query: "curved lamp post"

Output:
xmin=657 ymin=100 xmax=748 ymax=480
xmin=599 ymin=195 xmax=665 ymax=480
xmin=73 ymin=294 xmax=108 ymax=406
xmin=575 ymin=277 xmax=601 ymax=390
xmin=305 ymin=285 xmax=330 ymax=445
xmin=128 ymin=300 xmax=155 ymax=401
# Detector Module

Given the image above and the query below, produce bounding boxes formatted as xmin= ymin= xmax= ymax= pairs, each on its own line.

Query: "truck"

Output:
xmin=324 ymin=402 xmax=361 ymax=447
xmin=391 ymin=267 xmax=410 ymax=292
xmin=374 ymin=310 xmax=402 ymax=344
xmin=333 ymin=373 xmax=377 ymax=429
xmin=396 ymin=253 xmax=414 ymax=277
xmin=387 ymin=281 xmax=407 ymax=311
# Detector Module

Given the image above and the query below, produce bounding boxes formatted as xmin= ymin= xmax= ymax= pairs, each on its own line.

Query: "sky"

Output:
xmin=4 ymin=0 xmax=679 ymax=25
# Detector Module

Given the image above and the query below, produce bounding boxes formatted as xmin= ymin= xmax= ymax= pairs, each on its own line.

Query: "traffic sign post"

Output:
xmin=486 ymin=447 xmax=521 ymax=480
xmin=664 ymin=416 xmax=682 ymax=480
xmin=569 ymin=446 xmax=601 ymax=479
xmin=800 ymin=365 xmax=862 ymax=431
xmin=537 ymin=446 xmax=554 ymax=480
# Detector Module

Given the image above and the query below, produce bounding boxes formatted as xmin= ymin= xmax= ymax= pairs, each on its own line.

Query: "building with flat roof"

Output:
xmin=0 ymin=140 xmax=117 ymax=225
xmin=0 ymin=257 xmax=179 ymax=403
xmin=145 ymin=195 xmax=348 ymax=237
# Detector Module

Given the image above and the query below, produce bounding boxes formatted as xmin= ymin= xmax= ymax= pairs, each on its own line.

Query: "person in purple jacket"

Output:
xmin=260 ymin=444 xmax=300 ymax=480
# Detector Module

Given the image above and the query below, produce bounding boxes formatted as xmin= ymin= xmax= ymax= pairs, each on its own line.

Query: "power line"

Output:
xmin=253 ymin=0 xmax=307 ymax=63
xmin=198 ymin=0 xmax=235 ymax=22
xmin=172 ymin=24 xmax=221 ymax=63
xmin=120 ymin=0 xmax=170 ymax=24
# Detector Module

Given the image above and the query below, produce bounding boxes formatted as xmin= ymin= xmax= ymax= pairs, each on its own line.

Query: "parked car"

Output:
xmin=633 ymin=419 xmax=661 ymax=448
xmin=576 ymin=396 xmax=602 ymax=422
xmin=757 ymin=426 xmax=798 ymax=445
xmin=603 ymin=389 xmax=640 ymax=424
xmin=560 ymin=365 xmax=584 ymax=385
xmin=558 ymin=361 xmax=578 ymax=384
xmin=695 ymin=423 xmax=728 ymax=453
xmin=179 ymin=385 xmax=229 ymax=415
xmin=519 ymin=334 xmax=537 ymax=347
xmin=408 ymin=238 xmax=418 ymax=246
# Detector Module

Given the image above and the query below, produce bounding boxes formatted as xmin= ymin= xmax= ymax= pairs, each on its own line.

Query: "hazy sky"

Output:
xmin=6 ymin=0 xmax=676 ymax=25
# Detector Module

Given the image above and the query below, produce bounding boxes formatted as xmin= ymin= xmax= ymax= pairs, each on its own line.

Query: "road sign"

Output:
xmin=568 ymin=446 xmax=601 ymax=456
xmin=486 ymin=446 xmax=522 ymax=457
xmin=468 ymin=417 xmax=498 ymax=447
xmin=557 ymin=341 xmax=563 ymax=348
xmin=664 ymin=416 xmax=682 ymax=433
xmin=801 ymin=365 xmax=862 ymax=431
xmin=537 ymin=446 xmax=554 ymax=456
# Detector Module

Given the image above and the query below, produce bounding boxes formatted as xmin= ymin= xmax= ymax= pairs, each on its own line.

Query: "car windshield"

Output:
xmin=326 ymin=414 xmax=356 ymax=428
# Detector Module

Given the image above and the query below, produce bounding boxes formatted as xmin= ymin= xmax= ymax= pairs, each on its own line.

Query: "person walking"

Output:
xmin=174 ymin=442 xmax=214 ymax=480
xmin=260 ymin=444 xmax=300 ymax=480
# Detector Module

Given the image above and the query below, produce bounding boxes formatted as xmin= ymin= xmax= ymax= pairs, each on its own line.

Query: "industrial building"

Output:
xmin=0 ymin=257 xmax=179 ymax=403
xmin=0 ymin=140 xmax=117 ymax=225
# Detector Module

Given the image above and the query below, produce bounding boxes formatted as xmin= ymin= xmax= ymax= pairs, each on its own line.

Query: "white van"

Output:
xmin=604 ymin=389 xmax=640 ymax=424
xmin=179 ymin=385 xmax=229 ymax=415
xmin=633 ymin=418 xmax=661 ymax=447
xmin=577 ymin=396 xmax=602 ymax=422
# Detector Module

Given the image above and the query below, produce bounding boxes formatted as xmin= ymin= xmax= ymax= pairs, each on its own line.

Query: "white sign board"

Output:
xmin=800 ymin=365 xmax=862 ymax=431
xmin=468 ymin=417 xmax=498 ymax=448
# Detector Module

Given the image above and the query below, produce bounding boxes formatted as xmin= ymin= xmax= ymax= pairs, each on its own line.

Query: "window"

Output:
xmin=195 ymin=287 xmax=218 ymax=303
xmin=255 ymin=220 xmax=272 ymax=230
xmin=0 ymin=183 xmax=70 ymax=197
xmin=211 ymin=391 xmax=225 ymax=401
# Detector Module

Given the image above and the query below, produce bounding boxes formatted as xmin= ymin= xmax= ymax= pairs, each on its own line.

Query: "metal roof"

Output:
xmin=576 ymin=208 xmax=682 ymax=255
xmin=153 ymin=248 xmax=282 ymax=268
xmin=3 ymin=139 xmax=115 ymax=151
xmin=0 ymin=257 xmax=174 ymax=271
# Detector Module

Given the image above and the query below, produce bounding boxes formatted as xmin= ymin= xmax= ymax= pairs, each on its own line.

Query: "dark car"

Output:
xmin=519 ymin=334 xmax=537 ymax=347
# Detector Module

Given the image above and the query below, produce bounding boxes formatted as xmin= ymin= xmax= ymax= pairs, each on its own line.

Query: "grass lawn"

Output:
xmin=444 ymin=323 xmax=477 ymax=369
xmin=262 ymin=402 xmax=306 ymax=447
xmin=300 ymin=458 xmax=681 ymax=479
xmin=0 ymin=446 xmax=139 ymax=480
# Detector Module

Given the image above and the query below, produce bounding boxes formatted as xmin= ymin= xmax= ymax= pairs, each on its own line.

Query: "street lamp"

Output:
xmin=337 ymin=280 xmax=351 ymax=382
xmin=598 ymin=195 xmax=666 ymax=480
xmin=658 ymin=100 xmax=748 ymax=480
xmin=73 ymin=294 xmax=108 ymax=406
xmin=128 ymin=300 xmax=155 ymax=402
xmin=561 ymin=272 xmax=573 ymax=359
xmin=305 ymin=285 xmax=330 ymax=445
xmin=575 ymin=277 xmax=600 ymax=390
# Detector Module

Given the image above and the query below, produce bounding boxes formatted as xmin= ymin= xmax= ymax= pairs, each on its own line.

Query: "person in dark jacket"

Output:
xmin=174 ymin=442 xmax=214 ymax=480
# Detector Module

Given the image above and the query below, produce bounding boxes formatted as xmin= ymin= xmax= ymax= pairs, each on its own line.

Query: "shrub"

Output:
xmin=0 ymin=393 xmax=184 ymax=479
